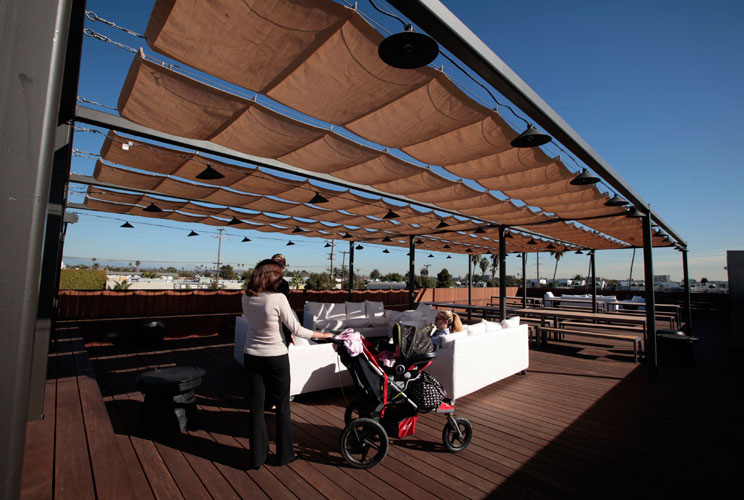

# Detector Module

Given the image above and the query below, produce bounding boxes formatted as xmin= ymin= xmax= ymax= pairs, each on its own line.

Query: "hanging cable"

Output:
xmin=85 ymin=11 xmax=147 ymax=39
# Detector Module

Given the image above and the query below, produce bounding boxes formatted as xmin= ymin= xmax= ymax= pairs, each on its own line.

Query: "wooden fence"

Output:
xmin=56 ymin=287 xmax=727 ymax=339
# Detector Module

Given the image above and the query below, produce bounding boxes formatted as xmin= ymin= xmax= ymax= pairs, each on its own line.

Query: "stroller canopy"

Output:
xmin=393 ymin=323 xmax=436 ymax=363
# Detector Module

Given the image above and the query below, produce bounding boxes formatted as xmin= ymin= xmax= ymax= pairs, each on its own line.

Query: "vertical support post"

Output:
xmin=467 ymin=254 xmax=473 ymax=321
xmin=522 ymin=253 xmax=527 ymax=307
xmin=408 ymin=236 xmax=415 ymax=310
xmin=642 ymin=213 xmax=658 ymax=379
xmin=499 ymin=226 xmax=507 ymax=320
xmin=348 ymin=241 xmax=355 ymax=301
xmin=591 ymin=250 xmax=597 ymax=313
xmin=682 ymin=248 xmax=693 ymax=335
xmin=0 ymin=0 xmax=78 ymax=496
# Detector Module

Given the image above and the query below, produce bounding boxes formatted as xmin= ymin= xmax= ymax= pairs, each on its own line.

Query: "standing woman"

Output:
xmin=242 ymin=259 xmax=332 ymax=468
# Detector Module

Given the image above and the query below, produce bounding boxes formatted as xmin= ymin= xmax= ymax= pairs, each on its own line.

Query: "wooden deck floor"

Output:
xmin=22 ymin=314 xmax=741 ymax=499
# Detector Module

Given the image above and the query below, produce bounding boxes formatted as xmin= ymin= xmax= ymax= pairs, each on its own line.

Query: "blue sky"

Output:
xmin=64 ymin=0 xmax=744 ymax=281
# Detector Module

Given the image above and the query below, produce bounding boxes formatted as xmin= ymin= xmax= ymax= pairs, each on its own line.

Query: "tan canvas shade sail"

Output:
xmin=122 ymin=0 xmax=682 ymax=250
xmin=116 ymin=56 xmax=577 ymax=232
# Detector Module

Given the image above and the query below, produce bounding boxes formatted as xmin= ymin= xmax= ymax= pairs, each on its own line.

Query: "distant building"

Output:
xmin=653 ymin=275 xmax=671 ymax=283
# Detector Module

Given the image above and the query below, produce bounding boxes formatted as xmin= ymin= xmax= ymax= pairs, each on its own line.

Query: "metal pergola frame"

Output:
xmin=0 ymin=1 xmax=692 ymax=496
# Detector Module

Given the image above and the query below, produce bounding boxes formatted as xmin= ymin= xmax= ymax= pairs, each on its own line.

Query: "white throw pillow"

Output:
xmin=365 ymin=300 xmax=385 ymax=318
xmin=501 ymin=316 xmax=520 ymax=329
xmin=324 ymin=302 xmax=347 ymax=320
xmin=466 ymin=320 xmax=487 ymax=336
xmin=544 ymin=291 xmax=555 ymax=298
xmin=484 ymin=320 xmax=503 ymax=333
xmin=345 ymin=301 xmax=366 ymax=319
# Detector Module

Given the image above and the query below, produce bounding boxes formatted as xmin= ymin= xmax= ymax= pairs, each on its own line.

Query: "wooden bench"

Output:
xmin=559 ymin=321 xmax=644 ymax=333
xmin=535 ymin=325 xmax=643 ymax=362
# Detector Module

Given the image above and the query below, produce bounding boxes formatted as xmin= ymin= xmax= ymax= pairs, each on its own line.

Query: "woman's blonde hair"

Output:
xmin=438 ymin=310 xmax=464 ymax=332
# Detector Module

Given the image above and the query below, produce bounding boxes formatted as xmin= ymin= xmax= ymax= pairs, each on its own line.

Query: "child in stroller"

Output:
xmin=330 ymin=322 xmax=472 ymax=469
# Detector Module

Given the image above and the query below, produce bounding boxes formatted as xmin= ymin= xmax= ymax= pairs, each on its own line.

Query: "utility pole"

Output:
xmin=212 ymin=228 xmax=227 ymax=289
xmin=340 ymin=250 xmax=349 ymax=285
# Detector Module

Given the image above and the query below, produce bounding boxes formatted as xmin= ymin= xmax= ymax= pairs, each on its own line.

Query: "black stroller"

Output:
xmin=332 ymin=323 xmax=472 ymax=469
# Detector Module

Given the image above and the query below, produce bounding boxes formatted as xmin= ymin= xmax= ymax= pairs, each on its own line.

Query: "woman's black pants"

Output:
xmin=243 ymin=353 xmax=293 ymax=467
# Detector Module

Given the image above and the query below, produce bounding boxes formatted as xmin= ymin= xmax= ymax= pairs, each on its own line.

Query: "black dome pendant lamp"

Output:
xmin=378 ymin=25 xmax=438 ymax=69
xmin=511 ymin=124 xmax=552 ymax=148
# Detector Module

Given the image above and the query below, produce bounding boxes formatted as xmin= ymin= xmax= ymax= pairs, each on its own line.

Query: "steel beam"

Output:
xmin=682 ymin=249 xmax=693 ymax=335
xmin=348 ymin=241 xmax=355 ymax=301
xmin=499 ymin=226 xmax=506 ymax=320
xmin=0 ymin=0 xmax=78 ymax=497
xmin=388 ymin=0 xmax=684 ymax=246
xmin=643 ymin=214 xmax=658 ymax=379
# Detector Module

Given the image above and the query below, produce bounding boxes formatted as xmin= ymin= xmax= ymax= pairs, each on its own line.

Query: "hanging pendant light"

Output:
xmin=343 ymin=232 xmax=353 ymax=238
xmin=187 ymin=230 xmax=199 ymax=237
xmin=428 ymin=254 xmax=434 ymax=258
xmin=196 ymin=164 xmax=224 ymax=180
xmin=324 ymin=242 xmax=331 ymax=248
xmin=143 ymin=202 xmax=163 ymax=213
xmin=356 ymin=244 xmax=364 ymax=250
xmin=378 ymin=25 xmax=439 ymax=69
xmin=443 ymin=244 xmax=451 ymax=249
xmin=286 ymin=241 xmax=295 ymax=246
xmin=292 ymin=226 xmax=305 ymax=233
xmin=527 ymin=238 xmax=537 ymax=245
xmin=309 ymin=192 xmax=329 ymax=204
xmin=504 ymin=231 xmax=513 ymax=239
xmin=383 ymin=249 xmax=390 ymax=254
xmin=605 ymin=194 xmax=629 ymax=207
xmin=546 ymin=243 xmax=556 ymax=250
xmin=466 ymin=248 xmax=473 ymax=253
xmin=120 ymin=221 xmax=133 ymax=228
xmin=227 ymin=216 xmax=242 ymax=225
xmin=446 ymin=255 xmax=452 ymax=259
xmin=474 ymin=226 xmax=486 ymax=234
xmin=415 ymin=239 xmax=423 ymax=245
xmin=241 ymin=237 xmax=250 ymax=242
xmin=383 ymin=209 xmax=399 ymax=219
xmin=510 ymin=124 xmax=551 ymax=148
xmin=382 ymin=236 xmax=393 ymax=243
xmin=575 ymin=249 xmax=584 ymax=255
xmin=515 ymin=253 xmax=522 ymax=258
xmin=626 ymin=207 xmax=645 ymax=218
xmin=436 ymin=220 xmax=449 ymax=228
xmin=570 ymin=169 xmax=600 ymax=185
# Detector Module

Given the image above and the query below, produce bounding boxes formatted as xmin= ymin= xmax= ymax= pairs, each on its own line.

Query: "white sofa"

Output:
xmin=234 ymin=316 xmax=352 ymax=397
xmin=303 ymin=300 xmax=393 ymax=338
xmin=426 ymin=317 xmax=529 ymax=401
xmin=234 ymin=305 xmax=530 ymax=399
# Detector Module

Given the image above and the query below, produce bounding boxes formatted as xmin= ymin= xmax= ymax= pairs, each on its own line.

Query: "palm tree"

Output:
xmin=478 ymin=256 xmax=489 ymax=283
xmin=489 ymin=254 xmax=499 ymax=282
xmin=549 ymin=250 xmax=565 ymax=287
xmin=135 ymin=260 xmax=141 ymax=274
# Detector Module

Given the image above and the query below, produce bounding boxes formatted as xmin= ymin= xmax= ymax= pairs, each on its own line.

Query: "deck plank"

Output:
xmin=23 ymin=312 xmax=740 ymax=500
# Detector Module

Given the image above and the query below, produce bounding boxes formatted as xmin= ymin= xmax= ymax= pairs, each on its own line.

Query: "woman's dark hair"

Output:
xmin=245 ymin=259 xmax=283 ymax=297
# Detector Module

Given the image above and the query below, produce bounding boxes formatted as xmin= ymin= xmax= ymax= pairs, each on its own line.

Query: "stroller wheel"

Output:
xmin=344 ymin=398 xmax=373 ymax=425
xmin=442 ymin=416 xmax=472 ymax=452
xmin=340 ymin=418 xmax=388 ymax=469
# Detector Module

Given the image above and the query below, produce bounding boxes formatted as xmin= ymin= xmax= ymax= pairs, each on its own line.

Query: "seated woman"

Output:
xmin=430 ymin=310 xmax=464 ymax=349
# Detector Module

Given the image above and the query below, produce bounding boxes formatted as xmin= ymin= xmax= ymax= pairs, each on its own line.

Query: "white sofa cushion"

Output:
xmin=303 ymin=301 xmax=325 ymax=328
xmin=324 ymin=302 xmax=347 ymax=320
xmin=439 ymin=329 xmax=467 ymax=349
xmin=314 ymin=318 xmax=347 ymax=331
xmin=292 ymin=335 xmax=312 ymax=346
xmin=345 ymin=301 xmax=366 ymax=319
xmin=484 ymin=320 xmax=503 ymax=332
xmin=501 ymin=316 xmax=520 ymax=329
xmin=466 ymin=320 xmax=487 ymax=336
xmin=365 ymin=300 xmax=385 ymax=318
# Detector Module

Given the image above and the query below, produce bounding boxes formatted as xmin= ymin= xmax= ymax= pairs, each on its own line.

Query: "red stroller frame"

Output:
xmin=332 ymin=330 xmax=472 ymax=469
